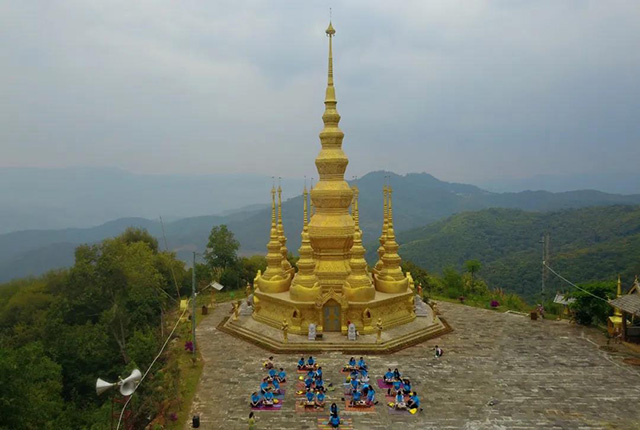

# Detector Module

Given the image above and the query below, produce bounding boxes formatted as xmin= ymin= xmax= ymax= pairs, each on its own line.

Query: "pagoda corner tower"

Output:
xmin=252 ymin=22 xmax=415 ymax=335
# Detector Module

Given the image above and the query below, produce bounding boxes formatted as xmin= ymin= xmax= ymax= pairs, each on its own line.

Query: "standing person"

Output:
xmin=248 ymin=412 xmax=256 ymax=429
xmin=435 ymin=345 xmax=443 ymax=358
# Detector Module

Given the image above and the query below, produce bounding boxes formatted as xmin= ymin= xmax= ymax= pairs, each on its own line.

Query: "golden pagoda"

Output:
xmin=252 ymin=22 xmax=415 ymax=335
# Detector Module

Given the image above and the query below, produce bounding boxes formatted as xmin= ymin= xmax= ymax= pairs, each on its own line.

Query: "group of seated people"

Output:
xmin=383 ymin=368 xmax=420 ymax=411
xmin=250 ymin=358 xmax=287 ymax=408
xmin=300 ymin=365 xmax=328 ymax=408
xmin=297 ymin=355 xmax=317 ymax=371
xmin=344 ymin=357 xmax=376 ymax=407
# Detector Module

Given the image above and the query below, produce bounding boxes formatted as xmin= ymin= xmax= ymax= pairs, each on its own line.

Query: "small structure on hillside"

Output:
xmin=553 ymin=292 xmax=575 ymax=319
xmin=608 ymin=276 xmax=640 ymax=342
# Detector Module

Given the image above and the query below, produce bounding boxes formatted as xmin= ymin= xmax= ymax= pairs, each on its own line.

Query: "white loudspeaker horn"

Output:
xmin=119 ymin=369 xmax=142 ymax=396
xmin=96 ymin=378 xmax=117 ymax=396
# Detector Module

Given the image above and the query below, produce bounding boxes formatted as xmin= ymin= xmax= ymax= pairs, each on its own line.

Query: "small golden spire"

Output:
xmin=614 ymin=274 xmax=623 ymax=317
xmin=263 ymin=185 xmax=285 ymax=280
xmin=271 ymin=185 xmax=277 ymax=230
xmin=277 ymin=180 xmax=291 ymax=271
xmin=303 ymin=185 xmax=309 ymax=229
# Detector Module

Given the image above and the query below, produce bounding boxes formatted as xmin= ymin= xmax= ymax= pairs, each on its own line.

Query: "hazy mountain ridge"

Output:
xmin=2 ymin=170 xmax=640 ymax=282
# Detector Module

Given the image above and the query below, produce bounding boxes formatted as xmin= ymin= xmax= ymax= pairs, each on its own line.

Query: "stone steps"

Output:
xmin=217 ymin=317 xmax=452 ymax=354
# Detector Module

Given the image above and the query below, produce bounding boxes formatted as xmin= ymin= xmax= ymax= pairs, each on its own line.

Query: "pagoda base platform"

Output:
xmin=218 ymin=304 xmax=452 ymax=354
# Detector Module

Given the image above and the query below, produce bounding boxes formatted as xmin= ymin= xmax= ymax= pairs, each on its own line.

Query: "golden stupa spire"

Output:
xmin=263 ymin=184 xmax=285 ymax=279
xmin=291 ymin=185 xmax=318 ymax=297
xmin=614 ymin=275 xmax=623 ymax=317
xmin=347 ymin=185 xmax=371 ymax=291
xmin=309 ymin=178 xmax=315 ymax=217
xmin=378 ymin=186 xmax=405 ymax=281
xmin=277 ymin=180 xmax=292 ymax=271
xmin=307 ymin=21 xmax=373 ymax=302
xmin=374 ymin=184 xmax=389 ymax=272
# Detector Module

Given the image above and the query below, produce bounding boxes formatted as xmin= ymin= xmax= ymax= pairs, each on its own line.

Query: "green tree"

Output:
xmin=204 ymin=225 xmax=239 ymax=270
xmin=464 ymin=259 xmax=482 ymax=284
xmin=569 ymin=281 xmax=616 ymax=326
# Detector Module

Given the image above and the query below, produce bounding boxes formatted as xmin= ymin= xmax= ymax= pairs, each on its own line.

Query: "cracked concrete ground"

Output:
xmin=186 ymin=301 xmax=640 ymax=430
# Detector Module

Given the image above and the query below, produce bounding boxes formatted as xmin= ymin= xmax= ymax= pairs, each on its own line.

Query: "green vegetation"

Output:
xmin=568 ymin=281 xmax=617 ymax=326
xmin=397 ymin=205 xmax=640 ymax=302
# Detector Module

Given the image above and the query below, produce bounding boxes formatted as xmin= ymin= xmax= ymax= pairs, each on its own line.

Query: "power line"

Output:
xmin=116 ymin=299 xmax=191 ymax=430
xmin=543 ymin=262 xmax=610 ymax=304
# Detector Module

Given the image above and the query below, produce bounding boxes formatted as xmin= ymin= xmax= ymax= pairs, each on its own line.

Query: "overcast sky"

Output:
xmin=2 ymin=0 xmax=639 ymax=184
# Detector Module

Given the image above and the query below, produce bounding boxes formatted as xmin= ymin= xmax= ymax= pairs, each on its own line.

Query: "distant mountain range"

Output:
xmin=2 ymin=170 xmax=640 ymax=282
xmin=397 ymin=205 xmax=640 ymax=301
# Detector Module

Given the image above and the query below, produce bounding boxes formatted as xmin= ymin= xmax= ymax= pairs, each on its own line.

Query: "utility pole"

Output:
xmin=540 ymin=233 xmax=546 ymax=303
xmin=192 ymin=251 xmax=197 ymax=357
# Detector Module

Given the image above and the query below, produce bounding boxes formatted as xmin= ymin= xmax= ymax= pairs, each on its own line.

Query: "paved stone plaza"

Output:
xmin=186 ymin=301 xmax=640 ymax=430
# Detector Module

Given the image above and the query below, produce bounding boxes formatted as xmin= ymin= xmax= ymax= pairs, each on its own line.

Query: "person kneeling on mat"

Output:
xmin=303 ymin=388 xmax=315 ymax=407
xmin=394 ymin=391 xmax=406 ymax=410
xmin=407 ymin=391 xmax=421 ymax=410
xmin=316 ymin=390 xmax=326 ymax=408
xmin=250 ymin=391 xmax=262 ymax=408
xmin=263 ymin=390 xmax=275 ymax=406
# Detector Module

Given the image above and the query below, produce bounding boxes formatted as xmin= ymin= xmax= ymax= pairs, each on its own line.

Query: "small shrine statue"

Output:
xmin=431 ymin=301 xmax=439 ymax=322
xmin=245 ymin=282 xmax=252 ymax=298
xmin=347 ymin=322 xmax=357 ymax=341
xmin=376 ymin=318 xmax=383 ymax=343
xmin=308 ymin=323 xmax=317 ymax=341
xmin=281 ymin=318 xmax=289 ymax=343
xmin=233 ymin=300 xmax=240 ymax=321
xmin=417 ymin=283 xmax=423 ymax=298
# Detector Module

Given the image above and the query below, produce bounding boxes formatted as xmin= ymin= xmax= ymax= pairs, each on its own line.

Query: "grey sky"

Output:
xmin=2 ymin=0 xmax=639 ymax=184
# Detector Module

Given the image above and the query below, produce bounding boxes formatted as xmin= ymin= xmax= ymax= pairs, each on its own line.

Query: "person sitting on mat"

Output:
xmin=304 ymin=374 xmax=314 ymax=390
xmin=303 ymin=388 xmax=315 ymax=406
xmin=264 ymin=367 xmax=277 ymax=382
xmin=329 ymin=413 xmax=340 ymax=428
xmin=384 ymin=368 xmax=394 ymax=384
xmin=360 ymin=380 xmax=370 ymax=393
xmin=394 ymin=391 xmax=407 ymax=410
xmin=272 ymin=378 xmax=281 ymax=394
xmin=277 ymin=368 xmax=286 ymax=383
xmin=344 ymin=356 xmax=356 ymax=371
xmin=315 ymin=377 xmax=325 ymax=392
xmin=350 ymin=376 xmax=359 ymax=394
xmin=307 ymin=356 xmax=316 ymax=368
xmin=316 ymin=390 xmax=326 ymax=407
xmin=366 ymin=386 xmax=376 ymax=405
xmin=360 ymin=369 xmax=370 ymax=383
xmin=393 ymin=368 xmax=401 ymax=381
xmin=263 ymin=390 xmax=275 ymax=406
xmin=250 ymin=391 xmax=262 ymax=408
xmin=260 ymin=380 xmax=270 ymax=394
xmin=402 ymin=378 xmax=412 ymax=396
xmin=407 ymin=391 xmax=420 ymax=410
xmin=315 ymin=366 xmax=323 ymax=379
xmin=387 ymin=378 xmax=402 ymax=396
xmin=298 ymin=357 xmax=306 ymax=369
xmin=264 ymin=356 xmax=274 ymax=369
xmin=351 ymin=388 xmax=364 ymax=406
xmin=357 ymin=356 xmax=367 ymax=370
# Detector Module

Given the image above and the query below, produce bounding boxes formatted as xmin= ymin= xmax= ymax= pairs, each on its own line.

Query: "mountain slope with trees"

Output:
xmin=397 ymin=205 xmax=640 ymax=301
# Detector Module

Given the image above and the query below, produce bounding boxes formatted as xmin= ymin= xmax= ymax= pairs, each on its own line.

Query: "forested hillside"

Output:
xmin=397 ymin=205 xmax=640 ymax=301
xmin=3 ymin=171 xmax=640 ymax=282
xmin=0 ymin=229 xmax=190 ymax=429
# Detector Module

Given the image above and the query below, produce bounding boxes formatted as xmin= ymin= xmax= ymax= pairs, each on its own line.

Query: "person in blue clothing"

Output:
xmin=250 ymin=391 xmax=262 ymax=408
xmin=315 ymin=377 xmax=325 ymax=392
xmin=272 ymin=378 xmax=281 ymax=394
xmin=402 ymin=378 xmax=412 ymax=396
xmin=316 ymin=390 xmax=326 ymax=407
xmin=387 ymin=378 xmax=402 ymax=396
xmin=263 ymin=390 xmax=275 ymax=406
xmin=357 ymin=357 xmax=367 ymax=370
xmin=393 ymin=368 xmax=401 ymax=380
xmin=407 ymin=391 xmax=420 ymax=410
xmin=304 ymin=388 xmax=315 ymax=406
xmin=304 ymin=375 xmax=314 ymax=390
xmin=394 ymin=391 xmax=406 ymax=410
xmin=329 ymin=413 xmax=340 ymax=428
xmin=264 ymin=367 xmax=276 ymax=381
xmin=260 ymin=380 xmax=270 ymax=394
xmin=277 ymin=368 xmax=286 ymax=383
xmin=366 ymin=387 xmax=376 ymax=405
xmin=298 ymin=357 xmax=305 ymax=369
xmin=351 ymin=389 xmax=363 ymax=406
xmin=348 ymin=357 xmax=356 ymax=368
xmin=330 ymin=402 xmax=338 ymax=417
xmin=350 ymin=376 xmax=359 ymax=394
xmin=315 ymin=366 xmax=323 ymax=379
xmin=307 ymin=356 xmax=316 ymax=368
xmin=360 ymin=369 xmax=370 ymax=383
xmin=383 ymin=368 xmax=394 ymax=384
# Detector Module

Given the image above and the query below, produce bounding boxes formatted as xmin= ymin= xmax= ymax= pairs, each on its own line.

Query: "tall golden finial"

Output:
xmin=353 ymin=185 xmax=360 ymax=231
xmin=271 ymin=183 xmax=277 ymax=230
xmin=614 ymin=274 xmax=623 ymax=317
xmin=263 ymin=183 xmax=285 ymax=280
xmin=378 ymin=185 xmax=405 ymax=282
xmin=303 ymin=184 xmax=309 ymax=229
xmin=290 ymin=182 xmax=318 ymax=298
xmin=309 ymin=178 xmax=315 ymax=218
xmin=375 ymin=181 xmax=389 ymax=272
xmin=347 ymin=183 xmax=373 ymax=297
xmin=277 ymin=178 xmax=291 ymax=271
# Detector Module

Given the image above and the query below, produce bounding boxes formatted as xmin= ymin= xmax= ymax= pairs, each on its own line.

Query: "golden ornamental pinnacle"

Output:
xmin=326 ymin=21 xmax=336 ymax=36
